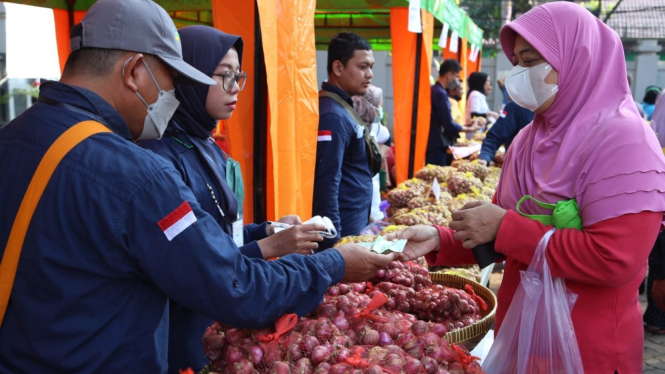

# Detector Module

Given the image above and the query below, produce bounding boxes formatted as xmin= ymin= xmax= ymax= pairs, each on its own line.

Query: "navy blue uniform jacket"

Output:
xmin=0 ymin=81 xmax=345 ymax=373
xmin=427 ymin=81 xmax=463 ymax=152
xmin=479 ymin=101 xmax=535 ymax=163
xmin=138 ymin=123 xmax=270 ymax=372
xmin=313 ymin=82 xmax=372 ymax=250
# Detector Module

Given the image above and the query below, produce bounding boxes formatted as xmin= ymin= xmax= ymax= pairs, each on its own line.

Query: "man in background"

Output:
xmin=313 ymin=32 xmax=375 ymax=249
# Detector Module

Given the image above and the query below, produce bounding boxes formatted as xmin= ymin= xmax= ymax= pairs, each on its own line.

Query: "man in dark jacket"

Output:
xmin=478 ymin=101 xmax=535 ymax=165
xmin=313 ymin=32 xmax=375 ymax=249
xmin=0 ymin=1 xmax=394 ymax=372
xmin=426 ymin=59 xmax=479 ymax=166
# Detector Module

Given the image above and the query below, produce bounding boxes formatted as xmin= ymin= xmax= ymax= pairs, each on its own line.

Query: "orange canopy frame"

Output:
xmin=391 ymin=8 xmax=433 ymax=184
xmin=52 ymin=1 xmax=482 ymax=222
xmin=211 ymin=0 xmax=319 ymax=223
xmin=53 ymin=0 xmax=320 ymax=225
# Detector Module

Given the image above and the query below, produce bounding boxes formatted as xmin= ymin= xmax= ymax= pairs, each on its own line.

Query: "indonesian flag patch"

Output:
xmin=158 ymin=201 xmax=197 ymax=241
xmin=500 ymin=110 xmax=508 ymax=118
xmin=318 ymin=130 xmax=332 ymax=142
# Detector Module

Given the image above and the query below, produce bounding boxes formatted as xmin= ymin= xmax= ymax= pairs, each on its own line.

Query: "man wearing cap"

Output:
xmin=0 ymin=0 xmax=395 ymax=372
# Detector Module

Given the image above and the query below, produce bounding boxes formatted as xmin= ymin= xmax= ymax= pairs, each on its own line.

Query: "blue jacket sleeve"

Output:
xmin=313 ymin=112 xmax=350 ymax=249
xmin=433 ymin=88 xmax=463 ymax=134
xmin=239 ymin=223 xmax=268 ymax=259
xmin=118 ymin=166 xmax=345 ymax=328
xmin=239 ymin=242 xmax=264 ymax=259
xmin=244 ymin=222 xmax=268 ymax=243
xmin=479 ymin=108 xmax=518 ymax=163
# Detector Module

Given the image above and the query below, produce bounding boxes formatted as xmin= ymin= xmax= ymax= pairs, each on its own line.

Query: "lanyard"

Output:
xmin=171 ymin=128 xmax=238 ymax=226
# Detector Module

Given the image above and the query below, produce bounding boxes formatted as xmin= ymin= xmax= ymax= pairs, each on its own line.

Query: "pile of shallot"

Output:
xmin=202 ymin=261 xmax=487 ymax=374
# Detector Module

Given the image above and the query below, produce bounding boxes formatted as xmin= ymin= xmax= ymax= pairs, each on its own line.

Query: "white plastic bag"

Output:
xmin=483 ymin=229 xmax=584 ymax=374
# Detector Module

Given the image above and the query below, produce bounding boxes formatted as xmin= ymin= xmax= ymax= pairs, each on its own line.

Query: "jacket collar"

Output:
xmin=39 ymin=81 xmax=134 ymax=141
xmin=321 ymin=81 xmax=353 ymax=105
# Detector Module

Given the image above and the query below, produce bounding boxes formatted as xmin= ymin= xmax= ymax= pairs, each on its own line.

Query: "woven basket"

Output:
xmin=199 ymin=363 xmax=212 ymax=374
xmin=430 ymin=272 xmax=497 ymax=350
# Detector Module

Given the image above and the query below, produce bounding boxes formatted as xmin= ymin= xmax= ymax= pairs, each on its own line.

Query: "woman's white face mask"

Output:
xmin=505 ymin=63 xmax=558 ymax=112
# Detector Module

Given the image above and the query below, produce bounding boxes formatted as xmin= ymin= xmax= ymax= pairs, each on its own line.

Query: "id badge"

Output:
xmin=232 ymin=215 xmax=244 ymax=247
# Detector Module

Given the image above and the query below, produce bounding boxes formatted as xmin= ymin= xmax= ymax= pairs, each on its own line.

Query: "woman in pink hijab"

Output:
xmin=388 ymin=2 xmax=665 ymax=372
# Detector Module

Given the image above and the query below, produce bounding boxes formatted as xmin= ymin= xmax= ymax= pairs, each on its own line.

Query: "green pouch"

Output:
xmin=225 ymin=157 xmax=245 ymax=215
xmin=516 ymin=195 xmax=583 ymax=230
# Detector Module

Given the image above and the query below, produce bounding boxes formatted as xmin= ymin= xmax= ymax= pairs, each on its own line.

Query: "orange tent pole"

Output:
xmin=217 ymin=0 xmax=318 ymax=222
xmin=269 ymin=0 xmax=318 ymax=220
xmin=255 ymin=0 xmax=278 ymax=221
xmin=212 ymin=0 xmax=257 ymax=223
xmin=390 ymin=8 xmax=433 ymax=184
xmin=460 ymin=38 xmax=469 ymax=120
xmin=53 ymin=9 xmax=86 ymax=74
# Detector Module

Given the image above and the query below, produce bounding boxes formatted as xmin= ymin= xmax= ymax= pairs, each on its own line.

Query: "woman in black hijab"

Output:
xmin=465 ymin=71 xmax=499 ymax=124
xmin=138 ymin=26 xmax=323 ymax=372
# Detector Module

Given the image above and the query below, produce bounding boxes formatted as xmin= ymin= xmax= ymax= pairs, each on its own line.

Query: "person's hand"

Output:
xmin=462 ymin=118 xmax=483 ymax=133
xmin=653 ymin=279 xmax=665 ymax=310
xmin=449 ymin=201 xmax=506 ymax=248
xmin=335 ymin=244 xmax=397 ymax=283
xmin=258 ymin=222 xmax=324 ymax=258
xmin=384 ymin=225 xmax=440 ymax=262
xmin=476 ymin=159 xmax=488 ymax=167
xmin=474 ymin=117 xmax=488 ymax=127
xmin=266 ymin=215 xmax=303 ymax=236
xmin=462 ymin=123 xmax=480 ymax=133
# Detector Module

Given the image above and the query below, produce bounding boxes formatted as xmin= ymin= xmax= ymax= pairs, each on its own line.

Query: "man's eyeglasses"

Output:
xmin=214 ymin=71 xmax=247 ymax=92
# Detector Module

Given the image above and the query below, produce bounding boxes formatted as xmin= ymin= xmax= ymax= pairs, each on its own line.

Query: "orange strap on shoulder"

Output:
xmin=0 ymin=120 xmax=111 ymax=327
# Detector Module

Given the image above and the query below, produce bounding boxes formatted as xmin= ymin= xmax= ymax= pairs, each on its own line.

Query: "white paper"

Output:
xmin=469 ymin=46 xmax=477 ymax=62
xmin=232 ymin=215 xmax=244 ymax=247
xmin=432 ymin=177 xmax=441 ymax=202
xmin=438 ymin=23 xmax=449 ymax=49
xmin=408 ymin=0 xmax=423 ymax=33
xmin=449 ymin=30 xmax=459 ymax=53
xmin=450 ymin=143 xmax=482 ymax=160
xmin=470 ymin=46 xmax=481 ymax=62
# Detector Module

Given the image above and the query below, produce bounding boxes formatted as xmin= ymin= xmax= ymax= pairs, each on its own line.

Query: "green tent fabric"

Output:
xmin=314 ymin=0 xmax=482 ymax=50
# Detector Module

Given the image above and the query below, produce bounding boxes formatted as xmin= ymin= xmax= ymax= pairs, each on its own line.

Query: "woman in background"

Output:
xmin=353 ymin=84 xmax=390 ymax=221
xmin=643 ymin=85 xmax=661 ymax=120
xmin=466 ymin=71 xmax=498 ymax=124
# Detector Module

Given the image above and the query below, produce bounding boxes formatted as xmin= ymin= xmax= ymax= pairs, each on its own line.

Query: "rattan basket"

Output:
xmin=199 ymin=363 xmax=212 ymax=374
xmin=430 ymin=272 xmax=497 ymax=350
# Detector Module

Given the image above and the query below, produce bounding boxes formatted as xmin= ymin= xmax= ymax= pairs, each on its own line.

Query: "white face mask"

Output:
xmin=376 ymin=107 xmax=384 ymax=122
xmin=124 ymin=59 xmax=180 ymax=140
xmin=505 ymin=63 xmax=558 ymax=112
